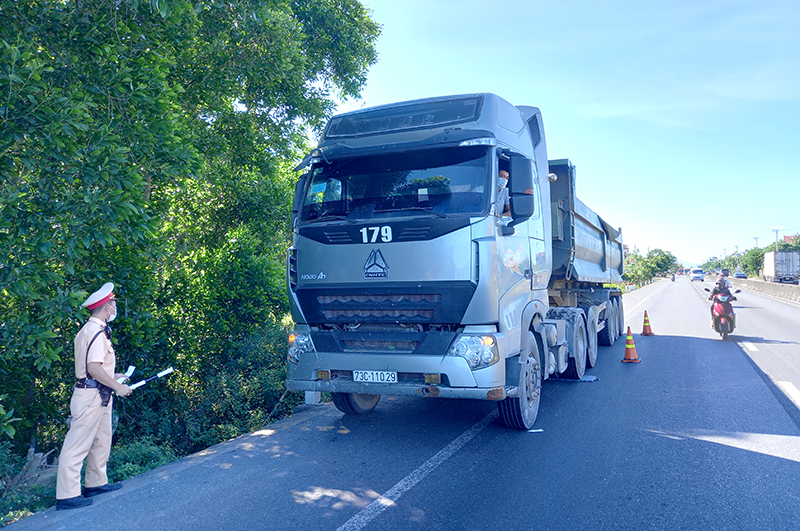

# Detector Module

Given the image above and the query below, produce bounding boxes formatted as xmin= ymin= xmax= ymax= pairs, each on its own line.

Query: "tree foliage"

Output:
xmin=1 ymin=0 xmax=380 ymax=457
xmin=623 ymin=248 xmax=677 ymax=284
xmin=701 ymin=237 xmax=800 ymax=279
xmin=738 ymin=248 xmax=764 ymax=277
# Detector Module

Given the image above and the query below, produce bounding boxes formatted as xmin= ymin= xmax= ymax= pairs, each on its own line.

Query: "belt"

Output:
xmin=75 ymin=378 xmax=101 ymax=389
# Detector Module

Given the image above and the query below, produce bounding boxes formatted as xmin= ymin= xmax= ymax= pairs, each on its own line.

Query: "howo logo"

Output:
xmin=300 ymin=272 xmax=327 ymax=280
xmin=364 ymin=249 xmax=389 ymax=278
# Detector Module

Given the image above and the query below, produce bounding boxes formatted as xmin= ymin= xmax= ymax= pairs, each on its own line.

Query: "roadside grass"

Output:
xmin=1 ymin=437 xmax=176 ymax=527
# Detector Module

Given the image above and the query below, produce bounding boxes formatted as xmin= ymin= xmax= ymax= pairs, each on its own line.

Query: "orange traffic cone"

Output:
xmin=641 ymin=311 xmax=655 ymax=336
xmin=622 ymin=327 xmax=641 ymax=363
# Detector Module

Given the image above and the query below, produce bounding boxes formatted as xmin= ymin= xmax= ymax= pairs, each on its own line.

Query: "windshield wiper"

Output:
xmin=303 ymin=214 xmax=357 ymax=225
xmin=375 ymin=207 xmax=448 ymax=218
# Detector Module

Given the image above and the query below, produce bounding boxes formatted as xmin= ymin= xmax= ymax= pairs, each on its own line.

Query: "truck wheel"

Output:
xmin=562 ymin=313 xmax=587 ymax=379
xmin=598 ymin=302 xmax=616 ymax=346
xmin=498 ymin=331 xmax=541 ymax=430
xmin=613 ymin=297 xmax=624 ymax=340
xmin=585 ymin=309 xmax=599 ymax=368
xmin=331 ymin=393 xmax=381 ymax=415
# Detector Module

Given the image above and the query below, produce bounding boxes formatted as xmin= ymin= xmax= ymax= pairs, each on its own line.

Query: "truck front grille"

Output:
xmin=341 ymin=340 xmax=420 ymax=352
xmin=319 ymin=293 xmax=440 ymax=322
xmin=318 ymin=294 xmax=442 ymax=304
xmin=296 ymin=282 xmax=475 ymax=325
xmin=324 ymin=308 xmax=435 ymax=319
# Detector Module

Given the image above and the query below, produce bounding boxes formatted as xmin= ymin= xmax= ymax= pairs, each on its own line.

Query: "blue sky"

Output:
xmin=332 ymin=0 xmax=800 ymax=266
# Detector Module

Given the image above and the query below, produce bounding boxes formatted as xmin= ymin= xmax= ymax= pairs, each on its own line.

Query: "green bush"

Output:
xmin=0 ymin=441 xmax=24 ymax=487
xmin=121 ymin=321 xmax=304 ymax=455
xmin=0 ymin=441 xmax=53 ymax=527
xmin=107 ymin=437 xmax=177 ymax=483
xmin=0 ymin=483 xmax=54 ymax=527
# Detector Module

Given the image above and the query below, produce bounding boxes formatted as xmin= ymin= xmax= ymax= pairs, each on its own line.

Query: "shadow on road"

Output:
xmin=734 ymin=335 xmax=797 ymax=346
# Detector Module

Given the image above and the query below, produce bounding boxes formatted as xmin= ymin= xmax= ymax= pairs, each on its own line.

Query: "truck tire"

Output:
xmin=562 ymin=311 xmax=588 ymax=379
xmin=498 ymin=331 xmax=542 ymax=430
xmin=613 ymin=297 xmax=624 ymax=339
xmin=598 ymin=302 xmax=616 ymax=346
xmin=585 ymin=308 xmax=599 ymax=368
xmin=331 ymin=393 xmax=381 ymax=415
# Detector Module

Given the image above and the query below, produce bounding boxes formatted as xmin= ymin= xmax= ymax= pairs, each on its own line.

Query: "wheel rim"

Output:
xmin=351 ymin=393 xmax=380 ymax=410
xmin=575 ymin=320 xmax=587 ymax=375
xmin=524 ymin=354 xmax=540 ymax=407
xmin=586 ymin=312 xmax=598 ymax=367
xmin=608 ymin=304 xmax=617 ymax=341
xmin=522 ymin=351 xmax=541 ymax=425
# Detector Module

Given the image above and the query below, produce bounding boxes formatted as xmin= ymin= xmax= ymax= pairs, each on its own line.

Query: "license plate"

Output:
xmin=353 ymin=370 xmax=398 ymax=383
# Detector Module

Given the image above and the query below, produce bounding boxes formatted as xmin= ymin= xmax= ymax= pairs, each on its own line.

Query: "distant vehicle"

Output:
xmin=763 ymin=250 xmax=800 ymax=284
xmin=721 ymin=268 xmax=730 ymax=277
xmin=733 ymin=272 xmax=747 ymax=279
xmin=690 ymin=268 xmax=704 ymax=281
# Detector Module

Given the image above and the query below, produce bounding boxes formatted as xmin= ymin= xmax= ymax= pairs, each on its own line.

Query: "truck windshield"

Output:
xmin=299 ymin=146 xmax=490 ymax=222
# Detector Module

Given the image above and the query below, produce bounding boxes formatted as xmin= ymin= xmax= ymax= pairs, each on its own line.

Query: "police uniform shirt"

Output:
xmin=74 ymin=317 xmax=115 ymax=380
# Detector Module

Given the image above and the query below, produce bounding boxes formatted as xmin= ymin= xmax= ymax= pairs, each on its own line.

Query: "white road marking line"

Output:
xmin=623 ymin=288 xmax=661 ymax=320
xmin=336 ymin=410 xmax=499 ymax=531
xmin=777 ymin=381 xmax=800 ymax=410
xmin=741 ymin=341 xmax=759 ymax=352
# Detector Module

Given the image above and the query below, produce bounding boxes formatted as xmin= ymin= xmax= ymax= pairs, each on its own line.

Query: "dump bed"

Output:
xmin=548 ymin=159 xmax=623 ymax=284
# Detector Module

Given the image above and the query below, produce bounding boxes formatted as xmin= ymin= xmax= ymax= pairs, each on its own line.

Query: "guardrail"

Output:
xmin=729 ymin=277 xmax=800 ymax=304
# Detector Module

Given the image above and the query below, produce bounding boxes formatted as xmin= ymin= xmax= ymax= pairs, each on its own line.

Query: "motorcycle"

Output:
xmin=704 ymin=287 xmax=741 ymax=340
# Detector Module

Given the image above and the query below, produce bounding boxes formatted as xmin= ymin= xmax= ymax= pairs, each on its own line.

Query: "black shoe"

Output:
xmin=83 ymin=483 xmax=123 ymax=497
xmin=56 ymin=496 xmax=93 ymax=510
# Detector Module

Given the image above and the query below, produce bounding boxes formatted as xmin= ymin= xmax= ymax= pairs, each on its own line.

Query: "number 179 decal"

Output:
xmin=360 ymin=226 xmax=393 ymax=243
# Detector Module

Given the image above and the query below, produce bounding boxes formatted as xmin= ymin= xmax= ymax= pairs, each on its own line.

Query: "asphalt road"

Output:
xmin=11 ymin=278 xmax=800 ymax=531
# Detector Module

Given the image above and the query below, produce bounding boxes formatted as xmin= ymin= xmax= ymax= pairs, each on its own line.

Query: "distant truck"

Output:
xmin=285 ymin=93 xmax=624 ymax=430
xmin=763 ymin=250 xmax=800 ymax=284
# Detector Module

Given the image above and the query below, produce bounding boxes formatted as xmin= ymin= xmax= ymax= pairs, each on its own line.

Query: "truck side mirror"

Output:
xmin=291 ymin=175 xmax=307 ymax=227
xmin=292 ymin=175 xmax=307 ymax=214
xmin=503 ymin=155 xmax=534 ymax=234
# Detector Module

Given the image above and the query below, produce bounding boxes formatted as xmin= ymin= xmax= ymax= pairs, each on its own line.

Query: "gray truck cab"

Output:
xmin=286 ymin=93 xmax=622 ymax=429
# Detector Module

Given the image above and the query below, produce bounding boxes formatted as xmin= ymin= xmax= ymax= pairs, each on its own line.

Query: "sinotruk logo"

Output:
xmin=364 ymin=249 xmax=389 ymax=278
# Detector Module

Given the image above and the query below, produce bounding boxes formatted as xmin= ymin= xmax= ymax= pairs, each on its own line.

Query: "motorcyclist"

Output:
xmin=709 ymin=274 xmax=734 ymax=299
xmin=708 ymin=275 xmax=736 ymax=326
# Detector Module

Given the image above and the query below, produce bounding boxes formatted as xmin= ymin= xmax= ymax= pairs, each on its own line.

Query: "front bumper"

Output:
xmin=286 ymin=378 xmax=506 ymax=400
xmin=286 ymin=351 xmax=507 ymax=401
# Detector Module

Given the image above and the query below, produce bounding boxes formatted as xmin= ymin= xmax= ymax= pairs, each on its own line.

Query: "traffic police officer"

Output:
xmin=55 ymin=282 xmax=132 ymax=510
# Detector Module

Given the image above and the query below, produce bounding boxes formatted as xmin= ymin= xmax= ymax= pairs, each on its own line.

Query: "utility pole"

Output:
xmin=753 ymin=237 xmax=759 ymax=248
xmin=774 ymin=228 xmax=781 ymax=251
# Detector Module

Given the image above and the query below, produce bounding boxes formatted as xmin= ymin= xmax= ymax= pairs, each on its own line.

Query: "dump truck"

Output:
xmin=285 ymin=93 xmax=624 ymax=429
xmin=763 ymin=250 xmax=800 ymax=284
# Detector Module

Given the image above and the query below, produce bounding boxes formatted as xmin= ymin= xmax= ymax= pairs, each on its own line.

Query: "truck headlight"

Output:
xmin=288 ymin=332 xmax=315 ymax=364
xmin=448 ymin=334 xmax=499 ymax=370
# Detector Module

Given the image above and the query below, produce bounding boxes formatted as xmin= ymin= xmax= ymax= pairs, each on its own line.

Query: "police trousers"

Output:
xmin=56 ymin=388 xmax=113 ymax=499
